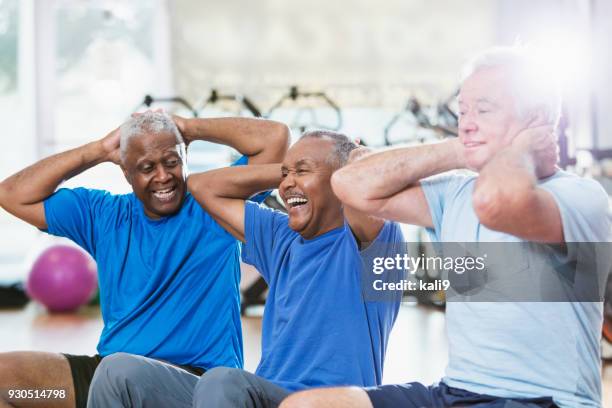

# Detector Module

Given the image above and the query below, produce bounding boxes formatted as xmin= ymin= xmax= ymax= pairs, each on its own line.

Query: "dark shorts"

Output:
xmin=62 ymin=353 xmax=206 ymax=408
xmin=365 ymin=382 xmax=559 ymax=408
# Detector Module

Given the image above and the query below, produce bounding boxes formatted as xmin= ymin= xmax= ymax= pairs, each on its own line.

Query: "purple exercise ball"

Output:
xmin=26 ymin=245 xmax=98 ymax=313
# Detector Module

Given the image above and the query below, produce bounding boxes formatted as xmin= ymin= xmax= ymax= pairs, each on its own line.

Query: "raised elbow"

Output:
xmin=186 ymin=173 xmax=216 ymax=202
xmin=272 ymin=123 xmax=290 ymax=160
xmin=331 ymin=168 xmax=352 ymax=203
xmin=472 ymin=186 xmax=502 ymax=228
xmin=473 ymin=182 xmax=533 ymax=230
xmin=331 ymin=167 xmax=376 ymax=213
xmin=0 ymin=180 xmax=9 ymax=209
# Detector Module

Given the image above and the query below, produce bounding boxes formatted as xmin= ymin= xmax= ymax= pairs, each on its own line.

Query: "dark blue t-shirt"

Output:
xmin=242 ymin=201 xmax=404 ymax=391
xmin=44 ymin=189 xmax=244 ymax=369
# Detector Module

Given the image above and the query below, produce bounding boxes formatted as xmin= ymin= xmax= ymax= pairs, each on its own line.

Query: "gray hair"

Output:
xmin=119 ymin=111 xmax=184 ymax=162
xmin=461 ymin=46 xmax=561 ymax=125
xmin=300 ymin=130 xmax=358 ymax=168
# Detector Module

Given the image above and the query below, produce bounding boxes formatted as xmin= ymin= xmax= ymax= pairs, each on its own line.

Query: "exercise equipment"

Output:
xmin=136 ymin=94 xmax=199 ymax=117
xmin=266 ymin=85 xmax=343 ymax=132
xmin=196 ymin=89 xmax=263 ymax=118
xmin=26 ymin=245 xmax=98 ymax=313
xmin=384 ymin=93 xmax=458 ymax=146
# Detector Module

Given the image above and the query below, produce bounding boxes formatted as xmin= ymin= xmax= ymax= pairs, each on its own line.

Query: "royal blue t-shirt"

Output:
xmin=44 ymin=187 xmax=246 ymax=370
xmin=242 ymin=201 xmax=404 ymax=391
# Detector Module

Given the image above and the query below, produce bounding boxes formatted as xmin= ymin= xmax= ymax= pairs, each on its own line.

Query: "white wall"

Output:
xmin=170 ymin=0 xmax=497 ymax=108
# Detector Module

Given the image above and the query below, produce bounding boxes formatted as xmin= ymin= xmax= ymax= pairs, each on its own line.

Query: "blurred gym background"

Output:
xmin=0 ymin=0 xmax=611 ymax=401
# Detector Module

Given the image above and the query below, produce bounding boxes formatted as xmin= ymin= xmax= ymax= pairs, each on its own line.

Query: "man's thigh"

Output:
xmin=366 ymin=382 xmax=559 ymax=408
xmin=194 ymin=367 xmax=291 ymax=408
xmin=0 ymin=351 xmax=77 ymax=408
xmin=88 ymin=352 xmax=199 ymax=408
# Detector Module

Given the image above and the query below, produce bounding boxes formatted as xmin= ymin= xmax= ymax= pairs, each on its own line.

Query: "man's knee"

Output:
xmin=0 ymin=354 xmax=19 ymax=398
xmin=0 ymin=353 xmax=16 ymax=382
xmin=0 ymin=351 xmax=74 ymax=405
xmin=194 ymin=367 xmax=248 ymax=398
xmin=90 ymin=352 xmax=147 ymax=391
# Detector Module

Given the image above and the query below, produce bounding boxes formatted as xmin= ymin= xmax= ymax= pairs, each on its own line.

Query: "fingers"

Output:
xmin=532 ymin=133 xmax=558 ymax=178
xmin=131 ymin=108 xmax=165 ymax=118
xmin=525 ymin=110 xmax=553 ymax=128
xmin=516 ymin=125 xmax=555 ymax=152
xmin=347 ymin=146 xmax=372 ymax=164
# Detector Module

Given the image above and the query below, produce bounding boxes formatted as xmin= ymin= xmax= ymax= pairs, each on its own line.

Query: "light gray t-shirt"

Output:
xmin=421 ymin=170 xmax=611 ymax=407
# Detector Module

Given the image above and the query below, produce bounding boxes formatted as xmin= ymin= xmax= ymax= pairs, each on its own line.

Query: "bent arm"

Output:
xmin=0 ymin=130 xmax=118 ymax=229
xmin=177 ymin=117 xmax=289 ymax=164
xmin=332 ymin=139 xmax=465 ymax=227
xmin=187 ymin=164 xmax=282 ymax=242
xmin=473 ymin=145 xmax=563 ymax=243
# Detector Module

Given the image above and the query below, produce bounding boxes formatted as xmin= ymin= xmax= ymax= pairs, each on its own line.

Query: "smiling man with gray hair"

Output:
xmin=0 ymin=111 xmax=288 ymax=408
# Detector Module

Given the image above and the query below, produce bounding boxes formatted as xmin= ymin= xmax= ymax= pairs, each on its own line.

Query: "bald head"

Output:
xmin=299 ymin=130 xmax=358 ymax=170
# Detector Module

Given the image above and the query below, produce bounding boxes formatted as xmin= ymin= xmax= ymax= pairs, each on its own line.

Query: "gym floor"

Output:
xmin=1 ymin=303 xmax=611 ymax=406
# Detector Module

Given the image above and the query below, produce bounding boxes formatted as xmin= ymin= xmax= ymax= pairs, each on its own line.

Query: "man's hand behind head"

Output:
xmin=100 ymin=127 xmax=121 ymax=165
xmin=512 ymin=124 xmax=558 ymax=179
xmin=346 ymin=146 xmax=372 ymax=165
xmin=171 ymin=114 xmax=190 ymax=145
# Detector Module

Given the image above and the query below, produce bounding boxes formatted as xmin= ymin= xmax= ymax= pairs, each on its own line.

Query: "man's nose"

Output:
xmin=153 ymin=165 xmax=172 ymax=182
xmin=279 ymin=171 xmax=296 ymax=192
xmin=458 ymin=113 xmax=477 ymax=134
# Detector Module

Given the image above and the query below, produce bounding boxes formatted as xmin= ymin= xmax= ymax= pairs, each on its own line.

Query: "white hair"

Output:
xmin=461 ymin=46 xmax=561 ymax=125
xmin=119 ymin=111 xmax=184 ymax=162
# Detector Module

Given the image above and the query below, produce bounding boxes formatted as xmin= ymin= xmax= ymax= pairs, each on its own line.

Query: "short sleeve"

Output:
xmin=361 ymin=221 xmax=405 ymax=306
xmin=241 ymin=201 xmax=293 ymax=283
xmin=540 ymin=176 xmax=610 ymax=243
xmin=43 ymin=188 xmax=112 ymax=256
xmin=539 ymin=176 xmax=611 ymax=292
xmin=232 ymin=155 xmax=249 ymax=166
xmin=420 ymin=171 xmax=472 ymax=240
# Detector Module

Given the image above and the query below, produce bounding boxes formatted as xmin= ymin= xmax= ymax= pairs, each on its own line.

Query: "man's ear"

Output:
xmin=120 ymin=165 xmax=132 ymax=185
xmin=525 ymin=107 xmax=550 ymax=128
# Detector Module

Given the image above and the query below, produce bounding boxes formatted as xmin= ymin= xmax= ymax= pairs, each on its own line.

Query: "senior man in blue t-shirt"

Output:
xmin=0 ymin=111 xmax=288 ymax=408
xmin=281 ymin=47 xmax=611 ymax=408
xmin=86 ymin=130 xmax=405 ymax=408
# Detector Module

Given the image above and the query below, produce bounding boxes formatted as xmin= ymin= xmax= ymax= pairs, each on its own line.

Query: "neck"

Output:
xmin=300 ymin=218 xmax=344 ymax=240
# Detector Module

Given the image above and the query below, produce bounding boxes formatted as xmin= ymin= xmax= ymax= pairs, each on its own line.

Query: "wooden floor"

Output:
xmin=1 ymin=303 xmax=611 ymax=406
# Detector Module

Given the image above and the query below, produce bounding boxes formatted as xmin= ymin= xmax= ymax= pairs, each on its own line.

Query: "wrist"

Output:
xmin=87 ymin=140 xmax=110 ymax=164
xmin=175 ymin=117 xmax=198 ymax=144
xmin=446 ymin=138 xmax=467 ymax=170
xmin=177 ymin=117 xmax=189 ymax=138
xmin=508 ymin=141 xmax=534 ymax=168
xmin=510 ymin=134 xmax=532 ymax=156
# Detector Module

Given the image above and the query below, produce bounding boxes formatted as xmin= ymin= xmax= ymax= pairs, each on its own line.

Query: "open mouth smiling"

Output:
xmin=286 ymin=196 xmax=309 ymax=208
xmin=152 ymin=186 xmax=177 ymax=202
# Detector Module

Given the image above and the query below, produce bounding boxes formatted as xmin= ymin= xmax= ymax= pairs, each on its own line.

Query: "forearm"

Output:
xmin=0 ymin=141 xmax=106 ymax=206
xmin=188 ymin=163 xmax=281 ymax=201
xmin=473 ymin=145 xmax=537 ymax=226
xmin=334 ymin=139 xmax=464 ymax=201
xmin=180 ymin=117 xmax=289 ymax=163
xmin=187 ymin=164 xmax=281 ymax=242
